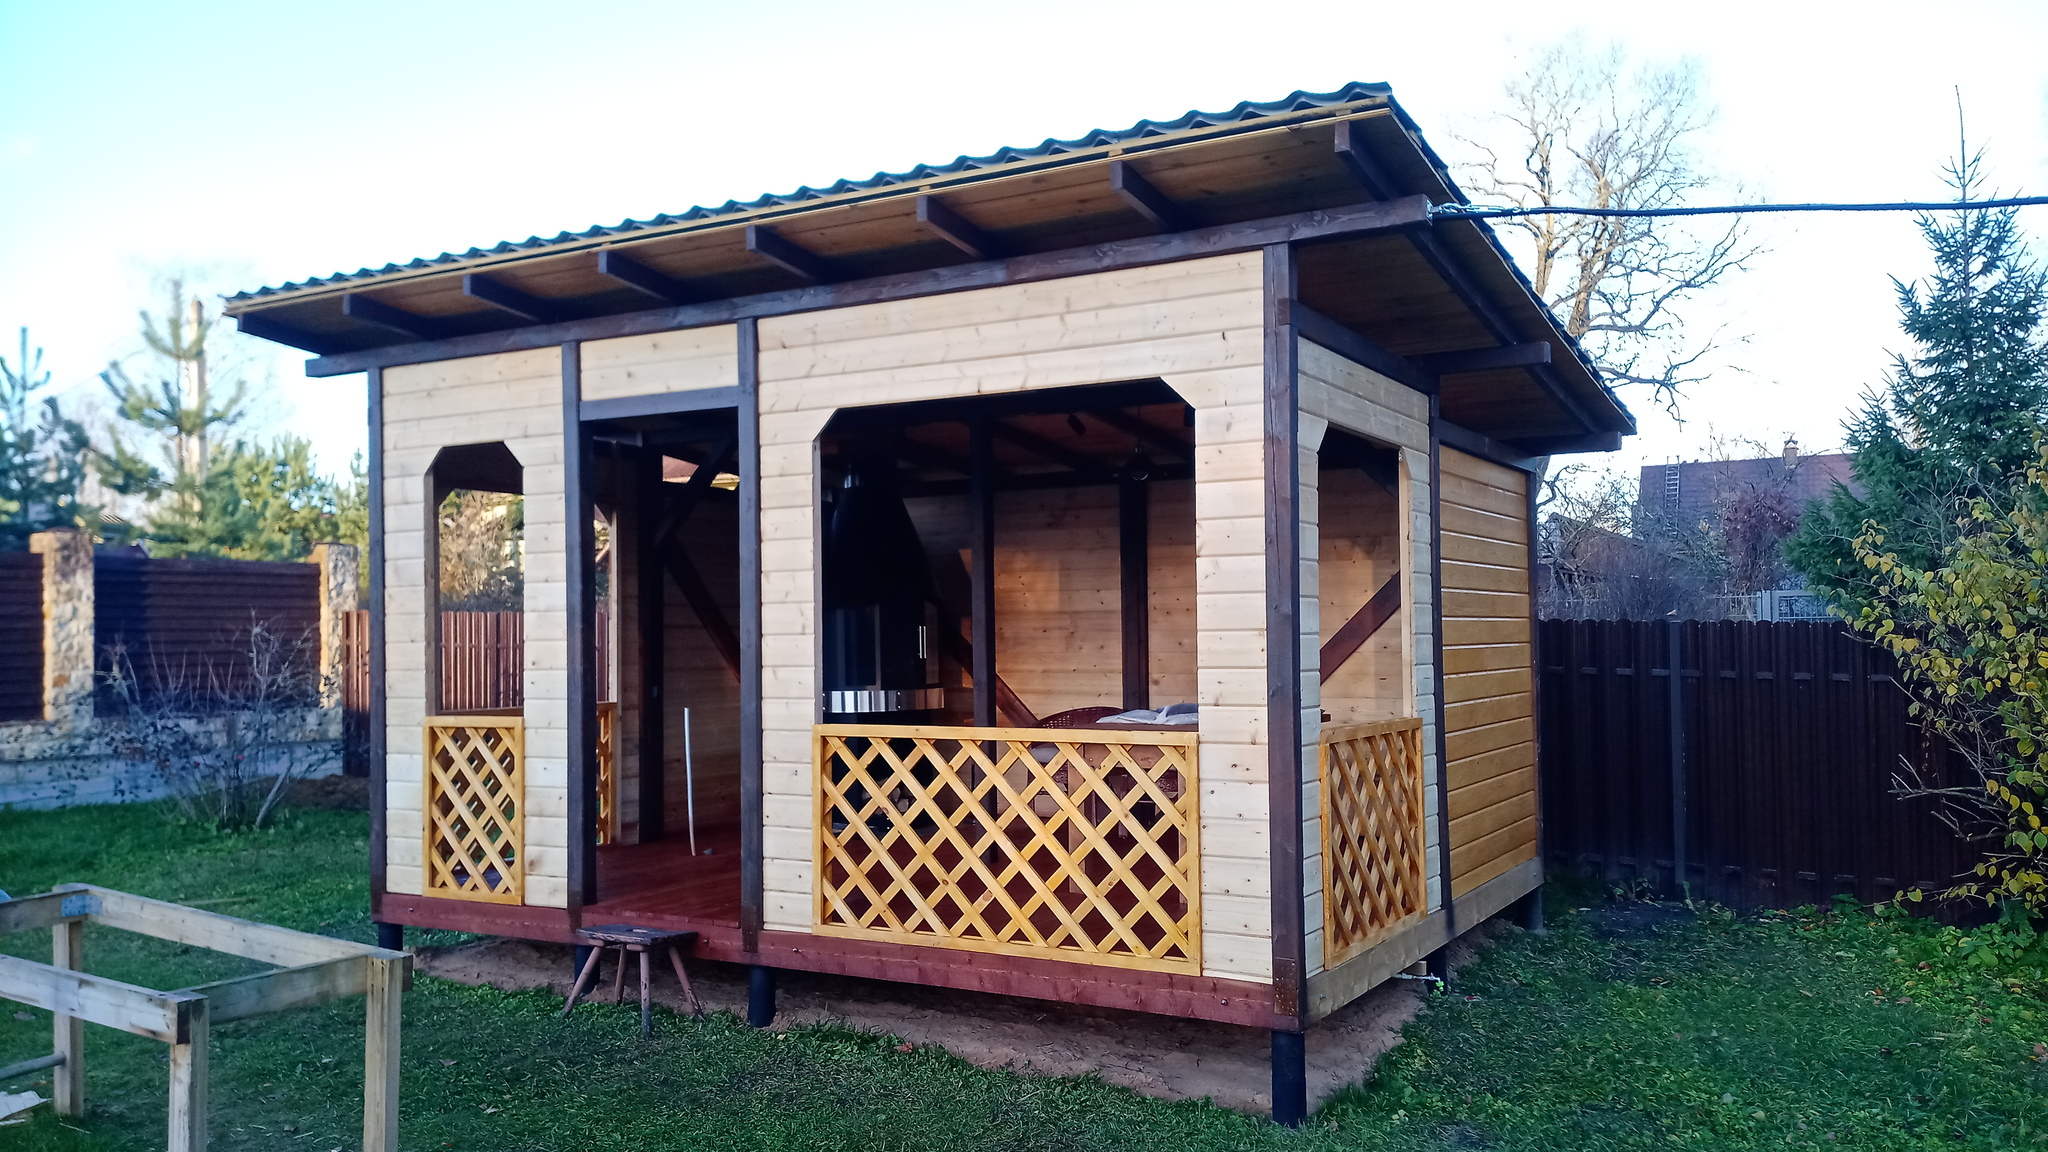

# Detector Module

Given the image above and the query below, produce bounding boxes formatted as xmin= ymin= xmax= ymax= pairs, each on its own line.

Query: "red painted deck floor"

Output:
xmin=586 ymin=827 xmax=743 ymax=930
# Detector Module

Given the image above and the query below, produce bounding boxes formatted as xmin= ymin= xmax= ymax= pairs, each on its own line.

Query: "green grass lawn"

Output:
xmin=2 ymin=803 xmax=2046 ymax=1151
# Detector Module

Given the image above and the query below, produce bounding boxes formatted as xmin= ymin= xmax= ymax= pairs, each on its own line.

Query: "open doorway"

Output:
xmin=580 ymin=410 xmax=744 ymax=930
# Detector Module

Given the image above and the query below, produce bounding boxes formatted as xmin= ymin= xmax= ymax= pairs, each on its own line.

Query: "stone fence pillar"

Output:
xmin=310 ymin=543 xmax=360 ymax=707
xmin=30 ymin=528 xmax=93 ymax=730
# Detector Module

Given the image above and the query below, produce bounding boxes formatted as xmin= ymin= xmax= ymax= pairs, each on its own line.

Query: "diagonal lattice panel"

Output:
xmin=1321 ymin=717 xmax=1427 ymax=967
xmin=815 ymin=724 xmax=1200 ymax=973
xmin=424 ymin=715 xmax=525 ymax=904
xmin=595 ymin=702 xmax=619 ymax=846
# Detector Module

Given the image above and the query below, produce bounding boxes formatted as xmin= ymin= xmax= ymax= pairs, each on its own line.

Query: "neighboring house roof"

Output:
xmin=222 ymin=82 xmax=1635 ymax=451
xmin=1638 ymin=444 xmax=1857 ymax=527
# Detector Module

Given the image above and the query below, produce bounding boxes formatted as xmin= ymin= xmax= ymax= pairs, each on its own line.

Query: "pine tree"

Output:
xmin=1786 ymin=148 xmax=2048 ymax=598
xmin=0 ymin=327 xmax=92 ymax=549
xmin=144 ymin=437 xmax=364 ymax=560
xmin=97 ymin=280 xmax=247 ymax=509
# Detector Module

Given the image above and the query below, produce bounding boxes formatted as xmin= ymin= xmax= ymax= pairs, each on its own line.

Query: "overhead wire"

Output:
xmin=1430 ymin=195 xmax=2048 ymax=221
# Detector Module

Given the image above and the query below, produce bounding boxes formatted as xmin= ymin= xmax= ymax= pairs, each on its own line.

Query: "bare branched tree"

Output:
xmin=437 ymin=489 xmax=524 ymax=612
xmin=102 ymin=618 xmax=337 ymax=830
xmin=1458 ymin=40 xmax=1764 ymax=412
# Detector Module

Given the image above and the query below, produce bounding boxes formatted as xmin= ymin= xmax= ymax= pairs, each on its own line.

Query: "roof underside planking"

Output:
xmin=226 ymin=83 xmax=1633 ymax=450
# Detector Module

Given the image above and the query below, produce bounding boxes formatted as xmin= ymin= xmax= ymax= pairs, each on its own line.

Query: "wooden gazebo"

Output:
xmin=226 ymin=82 xmax=1631 ymax=1121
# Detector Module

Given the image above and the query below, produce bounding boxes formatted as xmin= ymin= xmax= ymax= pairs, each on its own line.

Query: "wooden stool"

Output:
xmin=562 ymin=925 xmax=702 ymax=1037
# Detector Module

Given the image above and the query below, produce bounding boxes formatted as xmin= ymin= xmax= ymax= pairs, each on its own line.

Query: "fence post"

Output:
xmin=30 ymin=528 xmax=93 ymax=731
xmin=310 ymin=543 xmax=361 ymax=708
xmin=1668 ymin=618 xmax=1689 ymax=900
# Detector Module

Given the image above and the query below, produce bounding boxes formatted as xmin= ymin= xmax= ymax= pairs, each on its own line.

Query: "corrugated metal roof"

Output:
xmin=229 ymin=82 xmax=1403 ymax=303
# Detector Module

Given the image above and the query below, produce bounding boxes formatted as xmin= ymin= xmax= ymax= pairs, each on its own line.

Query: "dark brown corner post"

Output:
xmin=1263 ymin=242 xmax=1308 ymax=1128
xmin=637 ymin=446 xmax=667 ymax=842
xmin=564 ymin=342 xmax=597 ymax=911
xmin=1522 ymin=473 xmax=1547 ymax=934
xmin=969 ymin=417 xmax=997 ymax=727
xmin=1427 ymin=393 xmax=1457 ymax=969
xmin=735 ymin=318 xmax=774 ymax=1023
xmin=1119 ymin=469 xmax=1149 ymax=712
xmin=366 ymin=367 xmax=399 ymax=951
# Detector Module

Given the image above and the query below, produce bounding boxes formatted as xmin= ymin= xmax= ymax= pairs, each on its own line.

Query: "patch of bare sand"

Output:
xmin=414 ymin=922 xmax=1511 ymax=1114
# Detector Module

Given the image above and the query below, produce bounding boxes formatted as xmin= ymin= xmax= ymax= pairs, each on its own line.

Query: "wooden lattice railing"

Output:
xmin=1320 ymin=717 xmax=1428 ymax=967
xmin=423 ymin=713 xmax=524 ymax=904
xmin=815 ymin=724 xmax=1200 ymax=973
xmin=595 ymin=701 xmax=619 ymax=846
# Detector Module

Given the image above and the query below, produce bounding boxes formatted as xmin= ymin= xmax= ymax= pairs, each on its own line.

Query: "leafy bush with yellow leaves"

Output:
xmin=1850 ymin=446 xmax=2048 ymax=915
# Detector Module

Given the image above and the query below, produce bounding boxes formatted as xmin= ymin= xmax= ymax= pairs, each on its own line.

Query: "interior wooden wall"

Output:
xmin=382 ymin=348 xmax=569 ymax=908
xmin=755 ymin=252 xmax=1275 ymax=982
xmin=901 ymin=480 xmax=1197 ymax=720
xmin=1295 ymin=338 xmax=1432 ymax=979
xmin=661 ymin=492 xmax=744 ymax=833
xmin=1317 ymin=467 xmax=1405 ymax=724
xmin=1438 ymin=446 xmax=1536 ymax=899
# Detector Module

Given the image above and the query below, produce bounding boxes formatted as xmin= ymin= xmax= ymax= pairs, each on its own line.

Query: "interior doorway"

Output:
xmin=580 ymin=408 xmax=743 ymax=930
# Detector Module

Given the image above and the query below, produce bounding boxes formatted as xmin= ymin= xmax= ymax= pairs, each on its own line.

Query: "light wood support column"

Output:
xmin=51 ymin=918 xmax=83 ymax=1115
xmin=167 ymin=999 xmax=209 ymax=1152
xmin=362 ymin=954 xmax=406 ymax=1152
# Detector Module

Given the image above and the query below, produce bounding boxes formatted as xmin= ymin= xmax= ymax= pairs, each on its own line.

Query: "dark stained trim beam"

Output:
xmin=1119 ymin=473 xmax=1149 ymax=711
xmin=234 ymin=313 xmax=348 ymax=356
xmin=736 ymin=319 xmax=763 ymax=954
xmin=1330 ymin=121 xmax=1609 ymax=435
xmin=301 ymin=196 xmax=1433 ymax=376
xmin=1086 ymin=409 xmax=1191 ymax=461
xmin=1319 ymin=575 xmax=1400 ymax=682
xmin=1404 ymin=231 xmax=1602 ymax=433
xmin=464 ymin=274 xmax=570 ymax=325
xmin=1110 ymin=160 xmax=1190 ymax=232
xmin=1262 ymin=241 xmax=1306 ymax=1029
xmin=915 ymin=195 xmax=1004 ymax=260
xmin=343 ymin=294 xmax=452 ymax=341
xmin=562 ymin=342 xmax=595 ymax=909
xmin=635 ymin=446 xmax=666 ymax=841
xmin=597 ymin=249 xmax=699 ymax=305
xmin=892 ymin=435 xmax=976 ymax=478
xmin=969 ymin=418 xmax=997 ymax=728
xmin=1436 ymin=420 xmax=1536 ymax=473
xmin=1510 ymin=430 xmax=1624 ymax=456
xmin=745 ymin=225 xmax=836 ymax=284
xmin=1332 ymin=119 xmax=1400 ymax=200
xmin=1281 ymin=301 xmax=1435 ymax=395
xmin=1414 ymin=342 xmax=1551 ymax=376
xmin=988 ymin=420 xmax=1111 ymax=478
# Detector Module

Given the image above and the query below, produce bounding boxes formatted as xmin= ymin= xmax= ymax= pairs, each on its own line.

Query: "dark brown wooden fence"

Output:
xmin=1538 ymin=618 xmax=1982 ymax=909
xmin=94 ymin=554 xmax=320 ymax=706
xmin=0 ymin=553 xmax=44 ymax=722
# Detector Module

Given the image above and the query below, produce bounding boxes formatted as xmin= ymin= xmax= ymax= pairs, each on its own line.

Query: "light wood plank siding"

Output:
xmin=756 ymin=252 xmax=1273 ymax=981
xmin=1438 ymin=446 xmax=1536 ymax=899
xmin=1296 ymin=339 xmax=1432 ymax=978
xmin=382 ymin=348 xmax=568 ymax=907
xmin=579 ymin=325 xmax=739 ymax=401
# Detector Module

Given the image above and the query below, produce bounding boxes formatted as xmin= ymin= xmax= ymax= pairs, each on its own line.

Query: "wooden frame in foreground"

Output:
xmin=0 ymin=884 xmax=409 ymax=1152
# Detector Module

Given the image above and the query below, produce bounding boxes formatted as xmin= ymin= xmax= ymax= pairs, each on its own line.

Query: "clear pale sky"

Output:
xmin=3 ymin=1 xmax=2045 ymax=483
